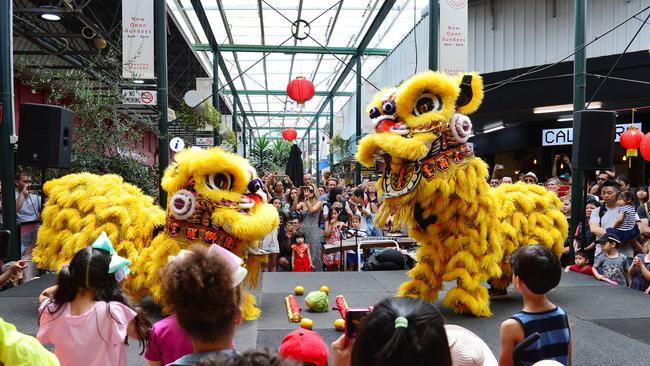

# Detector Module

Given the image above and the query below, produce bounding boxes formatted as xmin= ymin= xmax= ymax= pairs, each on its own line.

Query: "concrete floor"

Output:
xmin=2 ymin=271 xmax=650 ymax=365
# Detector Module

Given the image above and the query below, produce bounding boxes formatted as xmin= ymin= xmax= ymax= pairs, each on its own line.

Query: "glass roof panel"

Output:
xmin=169 ymin=0 xmax=429 ymax=137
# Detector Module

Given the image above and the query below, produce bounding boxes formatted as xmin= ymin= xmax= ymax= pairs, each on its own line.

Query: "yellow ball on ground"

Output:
xmin=334 ymin=318 xmax=345 ymax=331
xmin=319 ymin=286 xmax=330 ymax=295
xmin=294 ymin=286 xmax=305 ymax=295
xmin=300 ymin=318 xmax=313 ymax=330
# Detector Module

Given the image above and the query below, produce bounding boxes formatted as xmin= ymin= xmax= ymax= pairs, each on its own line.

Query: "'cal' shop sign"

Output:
xmin=542 ymin=123 xmax=643 ymax=146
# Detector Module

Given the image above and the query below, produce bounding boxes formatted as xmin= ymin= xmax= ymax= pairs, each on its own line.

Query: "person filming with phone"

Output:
xmin=15 ymin=172 xmax=42 ymax=281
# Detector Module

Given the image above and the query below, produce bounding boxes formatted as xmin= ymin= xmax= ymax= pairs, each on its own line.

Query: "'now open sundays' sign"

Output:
xmin=542 ymin=123 xmax=643 ymax=146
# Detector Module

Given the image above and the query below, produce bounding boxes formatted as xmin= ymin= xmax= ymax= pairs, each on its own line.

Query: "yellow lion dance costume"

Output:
xmin=356 ymin=71 xmax=567 ymax=317
xmin=33 ymin=147 xmax=278 ymax=320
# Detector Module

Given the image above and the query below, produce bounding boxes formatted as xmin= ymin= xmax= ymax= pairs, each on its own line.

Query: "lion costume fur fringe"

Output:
xmin=356 ymin=71 xmax=567 ymax=317
xmin=33 ymin=147 xmax=278 ymax=320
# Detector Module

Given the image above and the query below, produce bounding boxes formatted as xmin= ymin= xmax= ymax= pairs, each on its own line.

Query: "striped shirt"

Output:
xmin=618 ymin=205 xmax=637 ymax=231
xmin=511 ymin=306 xmax=570 ymax=366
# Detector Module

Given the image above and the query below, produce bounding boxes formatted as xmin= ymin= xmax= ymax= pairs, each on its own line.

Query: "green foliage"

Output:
xmin=176 ymin=101 xmax=221 ymax=136
xmin=249 ymin=136 xmax=293 ymax=175
xmin=220 ymin=128 xmax=238 ymax=153
xmin=269 ymin=140 xmax=291 ymax=170
xmin=330 ymin=133 xmax=352 ymax=159
xmin=250 ymin=135 xmax=273 ymax=175
xmin=15 ymin=51 xmax=160 ymax=196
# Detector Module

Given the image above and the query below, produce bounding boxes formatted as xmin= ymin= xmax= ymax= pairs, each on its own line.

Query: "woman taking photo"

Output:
xmin=297 ymin=184 xmax=323 ymax=272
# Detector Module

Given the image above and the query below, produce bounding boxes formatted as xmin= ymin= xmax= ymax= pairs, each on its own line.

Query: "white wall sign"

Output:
xmin=195 ymin=137 xmax=214 ymax=146
xmin=122 ymin=89 xmax=157 ymax=105
xmin=542 ymin=123 xmax=643 ymax=146
xmin=122 ymin=0 xmax=154 ymax=79
xmin=439 ymin=0 xmax=468 ymax=76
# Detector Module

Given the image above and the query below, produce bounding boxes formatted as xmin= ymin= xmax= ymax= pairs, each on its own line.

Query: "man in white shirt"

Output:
xmin=589 ymin=179 xmax=639 ymax=260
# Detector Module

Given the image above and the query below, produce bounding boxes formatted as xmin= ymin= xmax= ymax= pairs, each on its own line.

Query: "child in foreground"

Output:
xmin=162 ymin=245 xmax=243 ymax=365
xmin=145 ymin=244 xmax=246 ymax=365
xmin=37 ymin=232 xmax=151 ymax=366
xmin=563 ymin=250 xmax=593 ymax=276
xmin=499 ymin=244 xmax=571 ymax=366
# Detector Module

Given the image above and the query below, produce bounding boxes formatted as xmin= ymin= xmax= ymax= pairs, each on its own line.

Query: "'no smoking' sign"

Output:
xmin=123 ymin=89 xmax=157 ymax=105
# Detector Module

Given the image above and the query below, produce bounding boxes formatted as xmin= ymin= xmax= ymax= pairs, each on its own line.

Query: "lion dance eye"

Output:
xmin=413 ymin=93 xmax=442 ymax=116
xmin=369 ymin=107 xmax=381 ymax=119
xmin=248 ymin=178 xmax=263 ymax=193
xmin=206 ymin=173 xmax=233 ymax=191
xmin=382 ymin=101 xmax=396 ymax=115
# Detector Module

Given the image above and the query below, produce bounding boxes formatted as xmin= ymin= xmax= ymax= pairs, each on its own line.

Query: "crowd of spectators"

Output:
xmin=3 ymin=157 xmax=650 ymax=365
xmin=490 ymin=156 xmax=650 ymax=294
xmin=259 ymin=172 xmax=386 ymax=273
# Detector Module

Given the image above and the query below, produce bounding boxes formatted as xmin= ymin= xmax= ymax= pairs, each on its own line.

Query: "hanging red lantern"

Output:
xmin=620 ymin=126 xmax=643 ymax=150
xmin=282 ymin=128 xmax=297 ymax=142
xmin=640 ymin=132 xmax=650 ymax=161
xmin=286 ymin=76 xmax=315 ymax=107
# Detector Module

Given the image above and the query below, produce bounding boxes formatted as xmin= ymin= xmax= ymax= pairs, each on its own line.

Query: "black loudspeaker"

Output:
xmin=572 ymin=110 xmax=616 ymax=170
xmin=17 ymin=103 xmax=73 ymax=168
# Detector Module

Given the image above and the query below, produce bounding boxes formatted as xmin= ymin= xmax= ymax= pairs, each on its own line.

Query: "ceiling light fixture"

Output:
xmin=133 ymin=79 xmax=145 ymax=84
xmin=557 ymin=115 xmax=573 ymax=122
xmin=40 ymin=6 xmax=62 ymax=21
xmin=483 ymin=125 xmax=505 ymax=134
xmin=533 ymin=102 xmax=602 ymax=114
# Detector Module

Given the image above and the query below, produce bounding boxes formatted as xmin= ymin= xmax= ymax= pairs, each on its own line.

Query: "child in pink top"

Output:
xmin=37 ymin=232 xmax=151 ymax=366
xmin=144 ymin=314 xmax=194 ymax=365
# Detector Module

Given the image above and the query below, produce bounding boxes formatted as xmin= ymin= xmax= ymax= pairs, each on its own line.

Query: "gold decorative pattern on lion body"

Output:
xmin=33 ymin=147 xmax=278 ymax=320
xmin=357 ymin=71 xmax=567 ymax=317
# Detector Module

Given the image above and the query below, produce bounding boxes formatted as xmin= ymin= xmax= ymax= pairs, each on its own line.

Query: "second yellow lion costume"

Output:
xmin=33 ymin=147 xmax=278 ymax=320
xmin=357 ymin=71 xmax=567 ymax=317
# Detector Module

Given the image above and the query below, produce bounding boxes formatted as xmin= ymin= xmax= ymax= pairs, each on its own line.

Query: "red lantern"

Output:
xmin=282 ymin=128 xmax=297 ymax=142
xmin=640 ymin=132 xmax=650 ymax=161
xmin=286 ymin=77 xmax=315 ymax=107
xmin=620 ymin=126 xmax=643 ymax=150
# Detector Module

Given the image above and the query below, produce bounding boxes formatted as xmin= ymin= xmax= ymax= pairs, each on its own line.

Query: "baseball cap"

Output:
xmin=585 ymin=197 xmax=601 ymax=207
xmin=445 ymin=324 xmax=498 ymax=366
xmin=279 ymin=329 xmax=329 ymax=366
xmin=558 ymin=173 xmax=571 ymax=182
xmin=596 ymin=233 xmax=621 ymax=244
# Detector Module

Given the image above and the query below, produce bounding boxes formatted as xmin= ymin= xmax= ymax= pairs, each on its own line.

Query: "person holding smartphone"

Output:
xmin=296 ymin=184 xmax=323 ymax=271
xmin=14 ymin=172 xmax=42 ymax=282
xmin=330 ymin=297 xmax=452 ymax=366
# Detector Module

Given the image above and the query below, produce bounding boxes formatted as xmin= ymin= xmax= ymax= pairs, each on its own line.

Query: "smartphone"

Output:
xmin=345 ymin=307 xmax=372 ymax=338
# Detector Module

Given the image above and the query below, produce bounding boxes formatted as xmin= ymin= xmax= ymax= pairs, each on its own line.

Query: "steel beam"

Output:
xmin=0 ymin=0 xmax=18 ymax=260
xmin=329 ymin=97 xmax=334 ymax=168
xmin=569 ymin=0 xmax=587 ymax=264
xmin=189 ymin=0 xmax=252 ymax=135
xmin=253 ymin=127 xmax=311 ymax=130
xmin=429 ymin=0 xmax=439 ymax=70
xmin=155 ymin=0 xmax=169 ymax=209
xmin=212 ymin=50 xmax=220 ymax=146
xmin=246 ymin=112 xmax=319 ymax=117
xmin=355 ymin=56 xmax=362 ymax=185
xmin=316 ymin=117 xmax=320 ymax=183
xmin=222 ymin=89 xmax=353 ymax=97
xmin=300 ymin=0 xmax=398 ymax=144
xmin=192 ymin=43 xmax=391 ymax=56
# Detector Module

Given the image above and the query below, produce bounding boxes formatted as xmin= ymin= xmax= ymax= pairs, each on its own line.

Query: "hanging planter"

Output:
xmin=282 ymin=128 xmax=298 ymax=142
xmin=286 ymin=76 xmax=315 ymax=108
